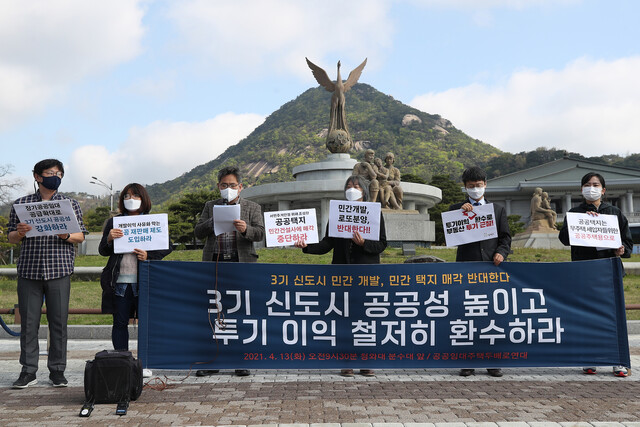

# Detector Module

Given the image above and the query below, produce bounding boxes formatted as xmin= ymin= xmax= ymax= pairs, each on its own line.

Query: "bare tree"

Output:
xmin=0 ymin=164 xmax=24 ymax=205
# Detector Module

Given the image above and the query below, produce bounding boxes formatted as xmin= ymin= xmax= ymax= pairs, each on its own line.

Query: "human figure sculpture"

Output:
xmin=306 ymin=57 xmax=367 ymax=153
xmin=530 ymin=187 xmax=556 ymax=230
xmin=374 ymin=157 xmax=402 ymax=210
xmin=541 ymin=192 xmax=557 ymax=229
xmin=385 ymin=152 xmax=403 ymax=210
xmin=352 ymin=149 xmax=380 ymax=202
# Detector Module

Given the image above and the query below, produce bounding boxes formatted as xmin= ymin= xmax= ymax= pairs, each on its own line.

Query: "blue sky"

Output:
xmin=1 ymin=0 xmax=639 ymax=200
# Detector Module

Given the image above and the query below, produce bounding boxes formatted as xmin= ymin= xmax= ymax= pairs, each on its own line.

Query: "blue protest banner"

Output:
xmin=137 ymin=258 xmax=630 ymax=370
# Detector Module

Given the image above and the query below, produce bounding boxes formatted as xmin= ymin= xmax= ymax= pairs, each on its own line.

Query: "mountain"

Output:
xmin=147 ymin=83 xmax=501 ymax=206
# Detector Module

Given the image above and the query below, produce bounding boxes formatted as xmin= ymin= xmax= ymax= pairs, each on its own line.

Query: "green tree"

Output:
xmin=429 ymin=174 xmax=466 ymax=245
xmin=168 ymin=189 xmax=219 ymax=247
xmin=0 ymin=216 xmax=15 ymax=264
xmin=83 ymin=206 xmax=112 ymax=232
xmin=508 ymin=214 xmax=525 ymax=237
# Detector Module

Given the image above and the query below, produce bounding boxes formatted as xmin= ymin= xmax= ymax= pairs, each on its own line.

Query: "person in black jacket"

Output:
xmin=448 ymin=166 xmax=511 ymax=378
xmin=558 ymin=172 xmax=632 ymax=377
xmin=295 ymin=175 xmax=387 ymax=376
xmin=99 ymin=183 xmax=172 ymax=375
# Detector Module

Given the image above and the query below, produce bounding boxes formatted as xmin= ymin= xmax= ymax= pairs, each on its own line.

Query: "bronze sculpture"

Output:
xmin=306 ymin=57 xmax=367 ymax=153
xmin=530 ymin=187 xmax=556 ymax=230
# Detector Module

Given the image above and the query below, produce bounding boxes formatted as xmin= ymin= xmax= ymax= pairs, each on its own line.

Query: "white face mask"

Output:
xmin=582 ymin=186 xmax=602 ymax=202
xmin=220 ymin=187 xmax=238 ymax=202
xmin=345 ymin=187 xmax=363 ymax=201
xmin=466 ymin=186 xmax=485 ymax=201
xmin=124 ymin=198 xmax=142 ymax=212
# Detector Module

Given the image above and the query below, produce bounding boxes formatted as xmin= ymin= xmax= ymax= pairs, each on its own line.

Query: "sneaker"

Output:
xmin=12 ymin=372 xmax=37 ymax=389
xmin=613 ymin=366 xmax=629 ymax=377
xmin=142 ymin=369 xmax=153 ymax=378
xmin=583 ymin=367 xmax=597 ymax=375
xmin=195 ymin=369 xmax=220 ymax=377
xmin=487 ymin=369 xmax=503 ymax=377
xmin=234 ymin=369 xmax=250 ymax=377
xmin=50 ymin=371 xmax=68 ymax=387
xmin=360 ymin=369 xmax=375 ymax=377
xmin=340 ymin=369 xmax=355 ymax=377
xmin=459 ymin=369 xmax=475 ymax=377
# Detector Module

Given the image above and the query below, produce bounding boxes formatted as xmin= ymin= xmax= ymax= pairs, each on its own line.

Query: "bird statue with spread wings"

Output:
xmin=306 ymin=57 xmax=367 ymax=153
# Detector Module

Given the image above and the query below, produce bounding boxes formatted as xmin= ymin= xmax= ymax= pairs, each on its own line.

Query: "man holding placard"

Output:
xmin=8 ymin=159 xmax=87 ymax=389
xmin=194 ymin=166 xmax=265 ymax=377
xmin=447 ymin=166 xmax=511 ymax=378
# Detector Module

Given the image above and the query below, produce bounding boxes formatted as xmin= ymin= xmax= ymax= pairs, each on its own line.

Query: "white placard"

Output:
xmin=442 ymin=203 xmax=498 ymax=247
xmin=264 ymin=208 xmax=319 ymax=247
xmin=565 ymin=212 xmax=622 ymax=249
xmin=213 ymin=204 xmax=241 ymax=236
xmin=113 ymin=213 xmax=170 ymax=254
xmin=328 ymin=200 xmax=381 ymax=241
xmin=13 ymin=199 xmax=82 ymax=237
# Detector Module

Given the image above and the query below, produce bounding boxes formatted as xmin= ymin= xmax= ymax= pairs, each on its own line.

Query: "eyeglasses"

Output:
xmin=42 ymin=171 xmax=63 ymax=178
xmin=123 ymin=194 xmax=141 ymax=200
xmin=219 ymin=183 xmax=239 ymax=189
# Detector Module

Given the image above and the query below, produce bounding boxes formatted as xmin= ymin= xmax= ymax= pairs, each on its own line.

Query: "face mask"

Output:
xmin=582 ymin=186 xmax=602 ymax=202
xmin=345 ymin=188 xmax=362 ymax=201
xmin=40 ymin=175 xmax=61 ymax=191
xmin=220 ymin=187 xmax=238 ymax=202
xmin=124 ymin=198 xmax=142 ymax=212
xmin=466 ymin=186 xmax=485 ymax=201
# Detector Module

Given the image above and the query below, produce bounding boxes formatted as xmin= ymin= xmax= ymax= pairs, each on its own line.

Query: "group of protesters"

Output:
xmin=7 ymin=158 xmax=633 ymax=389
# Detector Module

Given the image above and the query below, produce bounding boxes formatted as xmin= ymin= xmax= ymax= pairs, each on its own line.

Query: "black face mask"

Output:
xmin=40 ymin=175 xmax=62 ymax=191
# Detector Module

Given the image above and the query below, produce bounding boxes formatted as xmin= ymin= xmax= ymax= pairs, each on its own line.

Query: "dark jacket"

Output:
xmin=303 ymin=215 xmax=387 ymax=264
xmin=99 ymin=215 xmax=173 ymax=314
xmin=448 ymin=200 xmax=512 ymax=262
xmin=194 ymin=198 xmax=265 ymax=263
xmin=558 ymin=201 xmax=633 ymax=261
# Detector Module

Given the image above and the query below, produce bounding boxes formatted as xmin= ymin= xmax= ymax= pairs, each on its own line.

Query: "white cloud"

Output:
xmin=166 ymin=0 xmax=392 ymax=80
xmin=0 ymin=1 xmax=146 ymax=130
xmin=405 ymin=0 xmax=579 ymax=9
xmin=66 ymin=113 xmax=265 ymax=195
xmin=410 ymin=56 xmax=640 ymax=157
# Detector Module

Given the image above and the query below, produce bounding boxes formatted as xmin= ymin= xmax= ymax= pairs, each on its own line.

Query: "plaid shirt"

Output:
xmin=8 ymin=191 xmax=87 ymax=280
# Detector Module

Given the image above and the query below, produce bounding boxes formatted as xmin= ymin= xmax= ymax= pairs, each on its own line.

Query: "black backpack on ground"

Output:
xmin=81 ymin=350 xmax=143 ymax=417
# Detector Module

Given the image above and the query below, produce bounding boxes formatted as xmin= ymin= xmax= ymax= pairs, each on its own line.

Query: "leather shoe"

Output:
xmin=234 ymin=369 xmax=250 ymax=377
xmin=459 ymin=369 xmax=475 ymax=376
xmin=487 ymin=369 xmax=503 ymax=377
xmin=195 ymin=369 xmax=219 ymax=377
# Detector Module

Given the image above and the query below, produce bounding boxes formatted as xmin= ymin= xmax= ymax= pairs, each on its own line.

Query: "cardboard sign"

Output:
xmin=113 ymin=213 xmax=170 ymax=254
xmin=442 ymin=203 xmax=498 ymax=247
xmin=13 ymin=199 xmax=82 ymax=237
xmin=328 ymin=200 xmax=381 ymax=241
xmin=264 ymin=208 xmax=319 ymax=247
xmin=565 ymin=212 xmax=622 ymax=249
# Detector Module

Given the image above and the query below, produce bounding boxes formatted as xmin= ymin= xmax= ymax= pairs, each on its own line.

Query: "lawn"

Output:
xmin=1 ymin=247 xmax=639 ymax=326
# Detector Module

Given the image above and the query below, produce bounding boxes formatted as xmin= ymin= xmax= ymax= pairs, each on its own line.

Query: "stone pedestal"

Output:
xmin=511 ymin=231 xmax=566 ymax=249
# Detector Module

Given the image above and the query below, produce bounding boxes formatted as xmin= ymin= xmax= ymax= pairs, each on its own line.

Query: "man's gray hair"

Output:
xmin=218 ymin=166 xmax=242 ymax=183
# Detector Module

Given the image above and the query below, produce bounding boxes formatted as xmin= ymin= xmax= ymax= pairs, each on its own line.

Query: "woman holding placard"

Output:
xmin=294 ymin=175 xmax=387 ymax=376
xmin=558 ymin=172 xmax=632 ymax=377
xmin=99 ymin=183 xmax=172 ymax=375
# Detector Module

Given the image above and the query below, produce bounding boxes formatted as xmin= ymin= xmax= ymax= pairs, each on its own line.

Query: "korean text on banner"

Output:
xmin=264 ymin=208 xmax=319 ymax=247
xmin=113 ymin=213 xmax=169 ymax=254
xmin=442 ymin=203 xmax=498 ymax=247
xmin=138 ymin=258 xmax=629 ymax=370
xmin=566 ymin=212 xmax=622 ymax=249
xmin=13 ymin=199 xmax=82 ymax=237
xmin=213 ymin=204 xmax=241 ymax=236
xmin=328 ymin=200 xmax=381 ymax=241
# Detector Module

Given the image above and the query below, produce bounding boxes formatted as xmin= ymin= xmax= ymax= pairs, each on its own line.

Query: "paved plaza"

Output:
xmin=0 ymin=334 xmax=639 ymax=426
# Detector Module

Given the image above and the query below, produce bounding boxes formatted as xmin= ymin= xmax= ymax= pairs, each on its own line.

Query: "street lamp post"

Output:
xmin=90 ymin=176 xmax=114 ymax=212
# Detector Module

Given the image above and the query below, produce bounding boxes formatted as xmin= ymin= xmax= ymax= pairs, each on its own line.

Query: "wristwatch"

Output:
xmin=62 ymin=233 xmax=71 ymax=241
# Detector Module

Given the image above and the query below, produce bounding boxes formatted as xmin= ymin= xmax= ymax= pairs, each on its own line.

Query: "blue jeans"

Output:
xmin=112 ymin=283 xmax=137 ymax=351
